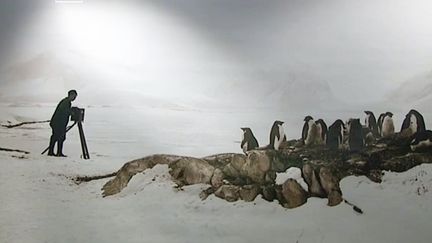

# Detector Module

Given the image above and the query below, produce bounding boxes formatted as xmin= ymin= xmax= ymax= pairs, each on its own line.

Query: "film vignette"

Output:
xmin=55 ymin=0 xmax=85 ymax=3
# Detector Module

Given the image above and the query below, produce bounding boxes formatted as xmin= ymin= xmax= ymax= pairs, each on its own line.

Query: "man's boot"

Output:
xmin=56 ymin=140 xmax=67 ymax=157
xmin=48 ymin=136 xmax=56 ymax=156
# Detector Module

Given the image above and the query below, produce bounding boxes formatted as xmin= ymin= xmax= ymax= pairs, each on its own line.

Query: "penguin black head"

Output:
xmin=409 ymin=109 xmax=420 ymax=115
xmin=304 ymin=116 xmax=313 ymax=122
xmin=315 ymin=119 xmax=327 ymax=128
xmin=364 ymin=111 xmax=373 ymax=115
xmin=385 ymin=112 xmax=393 ymax=118
xmin=334 ymin=119 xmax=345 ymax=129
xmin=351 ymin=118 xmax=361 ymax=126
xmin=241 ymin=127 xmax=252 ymax=133
xmin=274 ymin=120 xmax=284 ymax=126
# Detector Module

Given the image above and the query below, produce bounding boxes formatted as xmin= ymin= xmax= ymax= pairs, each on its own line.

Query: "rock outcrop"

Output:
xmin=100 ymin=138 xmax=432 ymax=210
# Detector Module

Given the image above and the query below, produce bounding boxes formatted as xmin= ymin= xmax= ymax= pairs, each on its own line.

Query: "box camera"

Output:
xmin=71 ymin=107 xmax=85 ymax=122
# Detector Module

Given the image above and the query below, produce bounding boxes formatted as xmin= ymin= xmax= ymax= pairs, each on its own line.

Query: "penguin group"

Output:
xmin=301 ymin=116 xmax=327 ymax=146
xmin=240 ymin=120 xmax=286 ymax=154
xmin=240 ymin=109 xmax=431 ymax=154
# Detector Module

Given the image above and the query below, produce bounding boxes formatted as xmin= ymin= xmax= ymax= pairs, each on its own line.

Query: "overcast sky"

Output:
xmin=1 ymin=0 xmax=432 ymax=105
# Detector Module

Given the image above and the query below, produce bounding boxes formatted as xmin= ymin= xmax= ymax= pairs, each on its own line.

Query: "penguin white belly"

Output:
xmin=242 ymin=142 xmax=248 ymax=153
xmin=382 ymin=117 xmax=395 ymax=137
xmin=410 ymin=114 xmax=418 ymax=133
xmin=316 ymin=124 xmax=324 ymax=144
xmin=305 ymin=120 xmax=316 ymax=146
xmin=365 ymin=114 xmax=370 ymax=128
xmin=274 ymin=126 xmax=285 ymax=150
xmin=339 ymin=126 xmax=344 ymax=149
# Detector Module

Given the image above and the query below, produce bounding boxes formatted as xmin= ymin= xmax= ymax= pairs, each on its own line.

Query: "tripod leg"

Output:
xmin=78 ymin=122 xmax=90 ymax=159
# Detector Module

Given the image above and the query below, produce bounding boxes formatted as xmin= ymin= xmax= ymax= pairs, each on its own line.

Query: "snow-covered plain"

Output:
xmin=1 ymin=103 xmax=432 ymax=243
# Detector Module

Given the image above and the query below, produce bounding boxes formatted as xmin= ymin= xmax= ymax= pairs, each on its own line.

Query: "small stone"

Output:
xmin=214 ymin=185 xmax=240 ymax=202
xmin=327 ymin=190 xmax=343 ymax=206
xmin=262 ymin=185 xmax=276 ymax=202
xmin=239 ymin=185 xmax=261 ymax=202
xmin=211 ymin=168 xmax=224 ymax=188
xmin=199 ymin=187 xmax=215 ymax=200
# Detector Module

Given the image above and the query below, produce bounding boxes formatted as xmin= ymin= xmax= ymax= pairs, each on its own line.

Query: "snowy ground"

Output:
xmin=1 ymin=103 xmax=432 ymax=243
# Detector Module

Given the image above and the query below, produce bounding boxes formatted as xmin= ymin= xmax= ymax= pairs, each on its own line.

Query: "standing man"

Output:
xmin=47 ymin=90 xmax=78 ymax=157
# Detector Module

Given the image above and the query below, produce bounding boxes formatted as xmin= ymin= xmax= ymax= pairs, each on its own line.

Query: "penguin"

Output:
xmin=343 ymin=119 xmax=353 ymax=146
xmin=327 ymin=120 xmax=345 ymax=150
xmin=240 ymin=127 xmax=259 ymax=154
xmin=348 ymin=118 xmax=364 ymax=152
xmin=381 ymin=112 xmax=395 ymax=138
xmin=410 ymin=130 xmax=432 ymax=152
xmin=377 ymin=112 xmax=386 ymax=137
xmin=364 ymin=111 xmax=379 ymax=137
xmin=302 ymin=116 xmax=314 ymax=143
xmin=315 ymin=119 xmax=328 ymax=145
xmin=302 ymin=116 xmax=319 ymax=146
xmin=400 ymin=109 xmax=426 ymax=138
xmin=269 ymin=120 xmax=285 ymax=150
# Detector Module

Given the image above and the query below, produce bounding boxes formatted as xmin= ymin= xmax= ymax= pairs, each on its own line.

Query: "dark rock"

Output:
xmin=265 ymin=171 xmax=277 ymax=184
xmin=281 ymin=179 xmax=308 ymax=208
xmin=211 ymin=168 xmax=224 ymax=188
xmin=381 ymin=152 xmax=432 ymax=172
xmin=318 ymin=167 xmax=343 ymax=206
xmin=214 ymin=185 xmax=240 ymax=202
xmin=222 ymin=163 xmax=240 ymax=179
xmin=327 ymin=190 xmax=343 ymax=206
xmin=239 ymin=185 xmax=261 ymax=202
xmin=302 ymin=163 xmax=326 ymax=197
xmin=199 ymin=187 xmax=215 ymax=200
xmin=367 ymin=169 xmax=383 ymax=183
xmin=261 ymin=185 xmax=276 ymax=202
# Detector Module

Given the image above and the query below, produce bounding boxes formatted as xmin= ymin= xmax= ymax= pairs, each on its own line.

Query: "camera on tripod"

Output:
xmin=71 ymin=107 xmax=85 ymax=122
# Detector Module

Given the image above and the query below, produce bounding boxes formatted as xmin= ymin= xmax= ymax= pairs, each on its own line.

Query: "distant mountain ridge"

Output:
xmin=0 ymin=52 xmax=339 ymax=111
xmin=208 ymin=70 xmax=338 ymax=110
xmin=390 ymin=70 xmax=432 ymax=109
